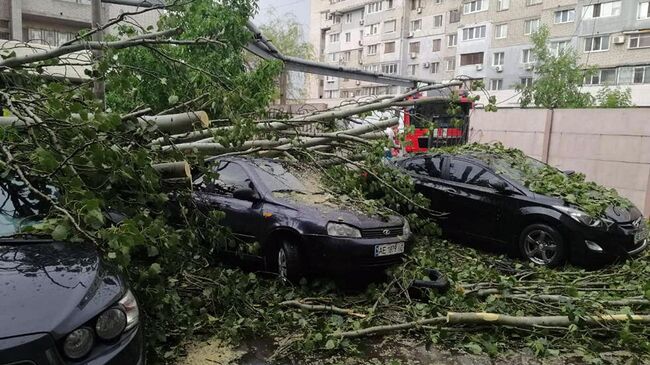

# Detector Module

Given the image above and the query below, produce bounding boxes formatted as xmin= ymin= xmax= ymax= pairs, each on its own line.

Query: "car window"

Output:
xmin=403 ymin=156 xmax=443 ymax=178
xmin=0 ymin=179 xmax=52 ymax=237
xmin=211 ymin=161 xmax=250 ymax=195
xmin=448 ymin=158 xmax=502 ymax=189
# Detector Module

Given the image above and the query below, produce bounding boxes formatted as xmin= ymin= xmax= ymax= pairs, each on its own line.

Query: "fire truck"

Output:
xmin=402 ymin=92 xmax=474 ymax=153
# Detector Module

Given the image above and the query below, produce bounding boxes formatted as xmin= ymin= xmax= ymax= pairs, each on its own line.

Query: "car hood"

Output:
xmin=0 ymin=240 xmax=123 ymax=339
xmin=273 ymin=192 xmax=404 ymax=229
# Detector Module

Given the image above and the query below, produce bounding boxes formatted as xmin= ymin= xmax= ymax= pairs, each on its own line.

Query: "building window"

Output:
xmin=550 ymin=40 xmax=570 ymax=56
xmin=326 ymin=76 xmax=336 ymax=83
xmin=408 ymin=64 xmax=418 ymax=75
xmin=554 ymin=9 xmax=575 ymax=23
xmin=629 ymin=33 xmax=650 ymax=49
xmin=329 ymin=33 xmax=340 ymax=43
xmin=584 ymin=35 xmax=610 ymax=52
xmin=368 ymin=44 xmax=378 ymax=55
xmin=460 ymin=52 xmax=484 ymax=66
xmin=387 ymin=0 xmax=394 ymax=9
xmin=495 ymin=24 xmax=508 ymax=39
xmin=445 ymin=56 xmax=456 ymax=71
xmin=341 ymin=51 xmax=351 ymax=62
xmin=325 ymin=90 xmax=339 ymax=99
xmin=384 ymin=20 xmax=397 ymax=33
xmin=345 ymin=32 xmax=351 ymax=42
xmin=583 ymin=1 xmax=621 ymax=19
xmin=26 ymin=27 xmax=75 ymax=47
xmin=497 ymin=0 xmax=509 ymax=11
xmin=345 ymin=13 xmax=352 ymax=23
xmin=493 ymin=52 xmax=504 ymax=66
xmin=463 ymin=0 xmax=486 ymax=14
xmin=462 ymin=25 xmax=486 ymax=41
xmin=328 ymin=52 xmax=338 ymax=62
xmin=364 ymin=64 xmax=380 ymax=73
xmin=384 ymin=41 xmax=396 ymax=53
xmin=522 ymin=49 xmax=536 ymax=63
xmin=433 ymin=15 xmax=443 ymax=28
xmin=430 ymin=62 xmax=440 ymax=74
xmin=638 ymin=2 xmax=650 ymax=19
xmin=381 ymin=63 xmax=398 ymax=74
xmin=526 ymin=0 xmax=542 ymax=6
xmin=449 ymin=9 xmax=461 ymax=23
xmin=333 ymin=15 xmax=341 ymax=24
xmin=585 ymin=69 xmax=617 ymax=85
xmin=447 ymin=33 xmax=457 ymax=47
xmin=432 ymin=39 xmax=441 ymax=52
xmin=367 ymin=1 xmax=383 ymax=13
xmin=411 ymin=19 xmax=422 ymax=32
xmin=366 ymin=23 xmax=379 ymax=35
xmin=489 ymin=79 xmax=503 ymax=90
xmin=410 ymin=0 xmax=423 ymax=11
xmin=521 ymin=77 xmax=534 ymax=87
xmin=409 ymin=41 xmax=421 ymax=54
xmin=617 ymin=66 xmax=650 ymax=84
xmin=524 ymin=19 xmax=540 ymax=35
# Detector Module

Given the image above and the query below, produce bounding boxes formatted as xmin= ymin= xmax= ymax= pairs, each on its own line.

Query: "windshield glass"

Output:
xmin=251 ymin=161 xmax=324 ymax=195
xmin=471 ymin=153 xmax=552 ymax=185
xmin=0 ymin=179 xmax=52 ymax=238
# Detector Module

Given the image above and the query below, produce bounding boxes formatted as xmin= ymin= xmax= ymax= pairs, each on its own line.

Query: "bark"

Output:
xmin=139 ymin=111 xmax=210 ymax=134
xmin=279 ymin=300 xmax=366 ymax=318
xmin=152 ymin=161 xmax=191 ymax=180
xmin=336 ymin=317 xmax=447 ymax=338
xmin=0 ymin=116 xmax=32 ymax=127
xmin=0 ymin=28 xmax=182 ymax=68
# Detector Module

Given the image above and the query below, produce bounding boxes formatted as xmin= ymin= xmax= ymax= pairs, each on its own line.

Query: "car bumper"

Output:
xmin=0 ymin=326 xmax=144 ymax=365
xmin=301 ymin=233 xmax=414 ymax=274
xmin=568 ymin=225 xmax=648 ymax=264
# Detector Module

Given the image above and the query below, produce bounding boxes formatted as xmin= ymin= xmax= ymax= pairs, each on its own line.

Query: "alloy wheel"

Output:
xmin=523 ymin=229 xmax=558 ymax=265
xmin=277 ymin=247 xmax=288 ymax=281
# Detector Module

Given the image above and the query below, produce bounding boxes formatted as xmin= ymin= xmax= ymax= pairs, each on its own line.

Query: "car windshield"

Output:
xmin=251 ymin=161 xmax=324 ymax=195
xmin=0 ymin=179 xmax=52 ymax=238
xmin=471 ymin=153 xmax=552 ymax=185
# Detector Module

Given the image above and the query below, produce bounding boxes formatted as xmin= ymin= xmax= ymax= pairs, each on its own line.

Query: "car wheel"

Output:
xmin=276 ymin=240 xmax=302 ymax=284
xmin=519 ymin=224 xmax=567 ymax=267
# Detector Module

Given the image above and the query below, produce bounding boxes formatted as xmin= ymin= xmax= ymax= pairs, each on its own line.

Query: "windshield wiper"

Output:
xmin=272 ymin=189 xmax=307 ymax=194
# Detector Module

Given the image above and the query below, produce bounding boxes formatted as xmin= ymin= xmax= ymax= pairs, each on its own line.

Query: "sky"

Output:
xmin=253 ymin=0 xmax=311 ymax=40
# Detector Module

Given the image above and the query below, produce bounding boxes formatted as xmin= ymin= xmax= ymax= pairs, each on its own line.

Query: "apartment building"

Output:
xmin=309 ymin=0 xmax=650 ymax=105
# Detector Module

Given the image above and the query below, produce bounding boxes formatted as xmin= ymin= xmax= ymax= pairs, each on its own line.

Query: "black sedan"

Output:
xmin=394 ymin=153 xmax=648 ymax=267
xmin=0 ymin=181 xmax=143 ymax=364
xmin=192 ymin=157 xmax=413 ymax=282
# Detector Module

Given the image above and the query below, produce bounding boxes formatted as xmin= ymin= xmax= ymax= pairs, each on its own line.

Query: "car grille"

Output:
xmin=362 ymin=226 xmax=404 ymax=238
xmin=356 ymin=255 xmax=404 ymax=268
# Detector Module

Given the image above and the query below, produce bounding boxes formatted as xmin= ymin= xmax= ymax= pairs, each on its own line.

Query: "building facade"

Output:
xmin=309 ymin=0 xmax=650 ymax=105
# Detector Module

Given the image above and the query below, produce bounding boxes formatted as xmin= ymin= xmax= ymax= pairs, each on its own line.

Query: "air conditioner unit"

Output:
xmin=525 ymin=63 xmax=534 ymax=71
xmin=359 ymin=19 xmax=365 ymax=25
xmin=475 ymin=64 xmax=483 ymax=71
xmin=350 ymin=92 xmax=355 ymax=97
xmin=613 ymin=35 xmax=626 ymax=44
xmin=358 ymin=59 xmax=363 ymax=65
xmin=495 ymin=65 xmax=503 ymax=72
xmin=417 ymin=7 xmax=423 ymax=13
xmin=410 ymin=52 xmax=418 ymax=59
xmin=356 ymin=80 xmax=361 ymax=85
xmin=407 ymin=31 xmax=414 ymax=38
xmin=423 ymin=62 xmax=431 ymax=68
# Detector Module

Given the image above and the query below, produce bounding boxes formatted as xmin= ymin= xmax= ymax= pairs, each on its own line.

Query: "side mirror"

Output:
xmin=564 ymin=170 xmax=576 ymax=176
xmin=233 ymin=187 xmax=257 ymax=201
xmin=489 ymin=179 xmax=509 ymax=193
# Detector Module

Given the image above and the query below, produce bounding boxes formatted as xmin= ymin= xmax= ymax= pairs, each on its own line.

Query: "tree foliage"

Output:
xmin=596 ymin=86 xmax=634 ymax=108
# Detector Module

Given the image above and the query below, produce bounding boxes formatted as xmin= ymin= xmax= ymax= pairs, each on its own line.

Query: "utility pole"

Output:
xmin=91 ymin=0 xmax=105 ymax=107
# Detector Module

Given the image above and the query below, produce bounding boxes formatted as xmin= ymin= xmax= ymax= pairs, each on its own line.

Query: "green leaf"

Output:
xmin=464 ymin=342 xmax=483 ymax=354
xmin=149 ymin=263 xmax=162 ymax=275
xmin=325 ymin=339 xmax=336 ymax=349
xmin=51 ymin=224 xmax=70 ymax=241
xmin=168 ymin=95 xmax=179 ymax=105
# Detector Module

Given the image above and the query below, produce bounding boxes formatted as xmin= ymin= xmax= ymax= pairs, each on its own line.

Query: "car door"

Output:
xmin=401 ymin=155 xmax=447 ymax=212
xmin=440 ymin=157 xmax=507 ymax=242
xmin=195 ymin=160 xmax=263 ymax=243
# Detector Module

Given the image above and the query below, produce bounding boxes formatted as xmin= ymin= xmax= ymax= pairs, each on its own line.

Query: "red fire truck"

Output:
xmin=402 ymin=92 xmax=474 ymax=153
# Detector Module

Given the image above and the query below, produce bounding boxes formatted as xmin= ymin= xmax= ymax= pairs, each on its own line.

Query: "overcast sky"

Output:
xmin=253 ymin=0 xmax=310 ymax=39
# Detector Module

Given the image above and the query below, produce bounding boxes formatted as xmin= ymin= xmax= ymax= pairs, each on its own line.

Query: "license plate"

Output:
xmin=635 ymin=229 xmax=648 ymax=244
xmin=374 ymin=242 xmax=405 ymax=257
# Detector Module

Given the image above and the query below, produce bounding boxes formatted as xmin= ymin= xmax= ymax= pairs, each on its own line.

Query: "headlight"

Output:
xmin=402 ymin=219 xmax=411 ymax=237
xmin=63 ymin=327 xmax=94 ymax=359
xmin=554 ymin=205 xmax=603 ymax=228
xmin=96 ymin=308 xmax=126 ymax=340
xmin=327 ymin=222 xmax=361 ymax=238
xmin=118 ymin=289 xmax=139 ymax=331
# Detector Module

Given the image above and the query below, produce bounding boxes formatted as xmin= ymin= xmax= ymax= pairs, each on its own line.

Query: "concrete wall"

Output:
xmin=469 ymin=108 xmax=650 ymax=216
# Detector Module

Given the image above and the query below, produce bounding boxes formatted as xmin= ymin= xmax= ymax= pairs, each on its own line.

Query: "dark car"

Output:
xmin=192 ymin=157 xmax=413 ymax=282
xmin=394 ymin=153 xmax=648 ymax=267
xmin=0 ymin=180 xmax=143 ymax=364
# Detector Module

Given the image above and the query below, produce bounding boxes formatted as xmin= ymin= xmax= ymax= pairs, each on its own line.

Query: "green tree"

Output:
xmin=518 ymin=25 xmax=594 ymax=108
xmin=596 ymin=86 xmax=634 ymax=108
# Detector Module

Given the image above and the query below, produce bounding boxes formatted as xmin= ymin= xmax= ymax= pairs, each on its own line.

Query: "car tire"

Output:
xmin=275 ymin=240 xmax=303 ymax=284
xmin=518 ymin=223 xmax=567 ymax=267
